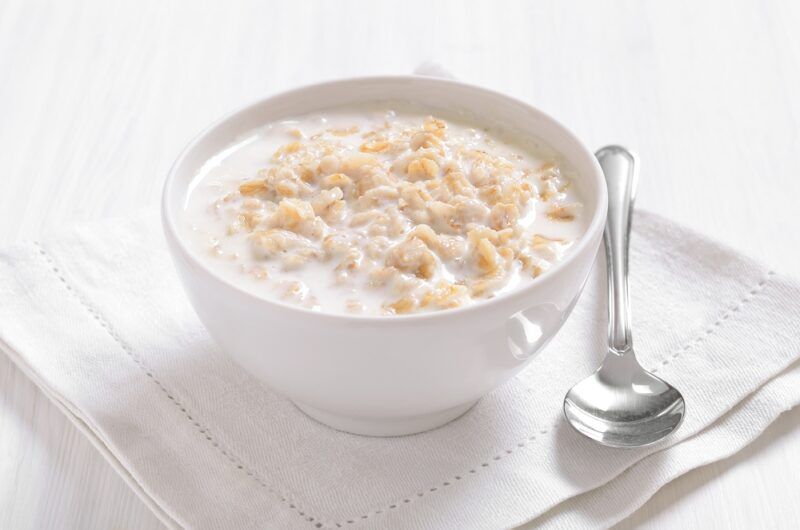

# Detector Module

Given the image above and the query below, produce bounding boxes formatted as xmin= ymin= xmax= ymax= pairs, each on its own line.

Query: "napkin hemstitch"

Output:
xmin=28 ymin=238 xmax=783 ymax=530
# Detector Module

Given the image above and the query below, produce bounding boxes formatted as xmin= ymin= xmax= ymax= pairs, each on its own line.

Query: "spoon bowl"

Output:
xmin=564 ymin=347 xmax=686 ymax=447
xmin=563 ymin=146 xmax=685 ymax=447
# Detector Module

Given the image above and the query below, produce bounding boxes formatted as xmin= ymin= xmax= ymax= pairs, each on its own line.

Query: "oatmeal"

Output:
xmin=182 ymin=103 xmax=586 ymax=315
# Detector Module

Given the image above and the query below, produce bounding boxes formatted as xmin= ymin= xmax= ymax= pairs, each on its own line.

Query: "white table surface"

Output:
xmin=1 ymin=0 xmax=799 ymax=528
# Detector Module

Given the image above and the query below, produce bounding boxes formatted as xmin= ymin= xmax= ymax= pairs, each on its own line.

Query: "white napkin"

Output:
xmin=1 ymin=210 xmax=799 ymax=530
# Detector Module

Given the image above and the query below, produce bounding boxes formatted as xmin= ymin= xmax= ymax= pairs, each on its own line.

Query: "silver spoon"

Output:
xmin=563 ymin=145 xmax=685 ymax=447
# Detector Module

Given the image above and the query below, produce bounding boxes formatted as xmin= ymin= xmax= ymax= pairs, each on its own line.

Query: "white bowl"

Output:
xmin=162 ymin=76 xmax=607 ymax=436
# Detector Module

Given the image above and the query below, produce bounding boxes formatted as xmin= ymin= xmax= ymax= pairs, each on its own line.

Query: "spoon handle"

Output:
xmin=596 ymin=146 xmax=638 ymax=355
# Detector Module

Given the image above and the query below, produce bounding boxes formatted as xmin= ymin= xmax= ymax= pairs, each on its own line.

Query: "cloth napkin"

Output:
xmin=1 ymin=210 xmax=799 ymax=530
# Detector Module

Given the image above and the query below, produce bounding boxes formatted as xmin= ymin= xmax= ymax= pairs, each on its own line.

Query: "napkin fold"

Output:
xmin=1 ymin=210 xmax=799 ymax=530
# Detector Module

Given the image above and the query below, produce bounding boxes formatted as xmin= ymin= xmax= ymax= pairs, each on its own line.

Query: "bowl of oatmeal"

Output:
xmin=162 ymin=76 xmax=607 ymax=436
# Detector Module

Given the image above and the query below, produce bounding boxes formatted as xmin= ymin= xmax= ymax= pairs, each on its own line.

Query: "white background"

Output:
xmin=1 ymin=0 xmax=799 ymax=528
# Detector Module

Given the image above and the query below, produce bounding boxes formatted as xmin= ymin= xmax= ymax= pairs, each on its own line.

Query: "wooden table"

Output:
xmin=1 ymin=0 xmax=798 ymax=527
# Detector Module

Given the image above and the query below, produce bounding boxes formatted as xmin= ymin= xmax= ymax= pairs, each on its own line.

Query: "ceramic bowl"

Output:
xmin=162 ymin=76 xmax=607 ymax=436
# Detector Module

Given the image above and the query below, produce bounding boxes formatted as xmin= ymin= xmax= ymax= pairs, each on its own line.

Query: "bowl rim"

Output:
xmin=162 ymin=75 xmax=607 ymax=324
